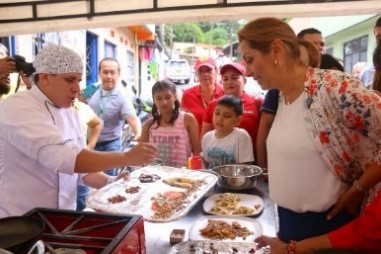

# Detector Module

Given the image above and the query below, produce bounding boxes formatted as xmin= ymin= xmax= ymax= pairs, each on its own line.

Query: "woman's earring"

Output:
xmin=274 ymin=59 xmax=280 ymax=66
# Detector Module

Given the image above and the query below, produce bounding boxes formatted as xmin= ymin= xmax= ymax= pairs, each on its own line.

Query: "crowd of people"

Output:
xmin=0 ymin=15 xmax=380 ymax=254
xmin=239 ymin=17 xmax=381 ymax=254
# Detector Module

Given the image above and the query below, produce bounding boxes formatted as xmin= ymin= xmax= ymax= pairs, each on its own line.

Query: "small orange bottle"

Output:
xmin=187 ymin=157 xmax=192 ymax=169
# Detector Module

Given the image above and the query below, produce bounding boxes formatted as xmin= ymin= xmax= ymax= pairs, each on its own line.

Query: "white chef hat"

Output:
xmin=33 ymin=44 xmax=83 ymax=74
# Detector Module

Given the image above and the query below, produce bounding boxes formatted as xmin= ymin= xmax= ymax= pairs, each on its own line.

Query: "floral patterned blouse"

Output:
xmin=302 ymin=67 xmax=381 ymax=203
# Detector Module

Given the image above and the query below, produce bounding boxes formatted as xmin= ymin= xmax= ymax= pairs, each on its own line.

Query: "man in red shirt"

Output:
xmin=201 ymin=62 xmax=262 ymax=159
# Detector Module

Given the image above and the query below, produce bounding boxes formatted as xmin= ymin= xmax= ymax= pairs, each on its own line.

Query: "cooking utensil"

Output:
xmin=210 ymin=164 xmax=263 ymax=190
xmin=0 ymin=216 xmax=45 ymax=253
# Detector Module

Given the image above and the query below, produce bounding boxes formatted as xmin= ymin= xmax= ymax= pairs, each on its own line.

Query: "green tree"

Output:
xmin=197 ymin=21 xmax=213 ymax=33
xmin=205 ymin=27 xmax=230 ymax=47
xmin=164 ymin=23 xmax=204 ymax=46
xmin=164 ymin=20 xmax=245 ymax=47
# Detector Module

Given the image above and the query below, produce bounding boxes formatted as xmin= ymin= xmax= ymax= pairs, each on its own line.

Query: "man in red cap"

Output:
xmin=181 ymin=57 xmax=223 ymax=132
xmin=201 ymin=62 xmax=263 ymax=159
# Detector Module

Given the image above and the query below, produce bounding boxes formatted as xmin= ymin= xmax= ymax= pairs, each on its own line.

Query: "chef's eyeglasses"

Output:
xmin=221 ymin=75 xmax=243 ymax=82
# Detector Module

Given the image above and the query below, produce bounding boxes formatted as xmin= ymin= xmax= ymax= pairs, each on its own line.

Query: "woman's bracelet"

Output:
xmin=285 ymin=240 xmax=297 ymax=254
xmin=353 ymin=179 xmax=365 ymax=193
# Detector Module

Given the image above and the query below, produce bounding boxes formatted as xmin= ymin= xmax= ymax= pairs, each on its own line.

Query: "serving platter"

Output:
xmin=169 ymin=240 xmax=270 ymax=254
xmin=188 ymin=216 xmax=262 ymax=242
xmin=86 ymin=166 xmax=218 ymax=222
xmin=203 ymin=193 xmax=264 ymax=217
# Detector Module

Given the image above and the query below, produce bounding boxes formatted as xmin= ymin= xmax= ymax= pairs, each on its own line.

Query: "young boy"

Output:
xmin=201 ymin=95 xmax=254 ymax=168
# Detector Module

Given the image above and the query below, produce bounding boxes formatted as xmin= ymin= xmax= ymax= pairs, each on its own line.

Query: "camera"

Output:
xmin=14 ymin=55 xmax=35 ymax=77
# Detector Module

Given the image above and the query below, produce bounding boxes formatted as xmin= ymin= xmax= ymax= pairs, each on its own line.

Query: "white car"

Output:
xmin=165 ymin=59 xmax=191 ymax=84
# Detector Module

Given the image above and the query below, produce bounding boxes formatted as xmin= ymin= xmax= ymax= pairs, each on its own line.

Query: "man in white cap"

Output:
xmin=0 ymin=44 xmax=157 ymax=217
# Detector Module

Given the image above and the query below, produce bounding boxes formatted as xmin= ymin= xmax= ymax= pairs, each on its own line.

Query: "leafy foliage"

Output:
xmin=205 ymin=27 xmax=230 ymax=47
xmin=164 ymin=22 xmax=204 ymax=46
xmin=163 ymin=20 xmax=244 ymax=47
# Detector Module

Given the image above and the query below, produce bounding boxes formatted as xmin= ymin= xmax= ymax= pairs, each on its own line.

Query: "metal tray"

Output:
xmin=86 ymin=166 xmax=218 ymax=222
xmin=169 ymin=240 xmax=270 ymax=254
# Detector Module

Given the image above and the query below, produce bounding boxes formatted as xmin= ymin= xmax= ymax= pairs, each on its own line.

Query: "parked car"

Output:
xmin=165 ymin=59 xmax=191 ymax=84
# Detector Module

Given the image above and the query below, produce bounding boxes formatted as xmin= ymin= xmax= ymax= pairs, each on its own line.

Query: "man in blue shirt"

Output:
xmin=88 ymin=58 xmax=142 ymax=176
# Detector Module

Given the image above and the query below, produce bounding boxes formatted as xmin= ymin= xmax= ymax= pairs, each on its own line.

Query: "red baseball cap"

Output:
xmin=219 ymin=62 xmax=246 ymax=75
xmin=194 ymin=57 xmax=217 ymax=70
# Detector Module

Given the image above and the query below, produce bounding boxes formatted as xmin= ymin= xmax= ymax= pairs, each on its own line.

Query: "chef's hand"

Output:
xmin=327 ymin=186 xmax=362 ymax=220
xmin=0 ymin=57 xmax=16 ymax=77
xmin=124 ymin=142 xmax=157 ymax=166
xmin=115 ymin=170 xmax=130 ymax=181
xmin=255 ymin=236 xmax=285 ymax=254
xmin=105 ymin=171 xmax=130 ymax=186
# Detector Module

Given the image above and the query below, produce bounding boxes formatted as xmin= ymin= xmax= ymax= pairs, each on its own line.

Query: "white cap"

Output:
xmin=33 ymin=44 xmax=83 ymax=74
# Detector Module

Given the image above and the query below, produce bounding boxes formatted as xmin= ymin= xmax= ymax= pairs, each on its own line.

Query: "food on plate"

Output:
xmin=199 ymin=219 xmax=253 ymax=240
xmin=126 ymin=186 xmax=141 ymax=194
xmin=151 ymin=191 xmax=188 ymax=219
xmin=209 ymin=193 xmax=259 ymax=215
xmin=107 ymin=194 xmax=126 ymax=204
xmin=163 ymin=177 xmax=205 ymax=189
xmin=169 ymin=240 xmax=264 ymax=253
xmin=138 ymin=173 xmax=161 ymax=183
xmin=254 ymin=204 xmax=261 ymax=210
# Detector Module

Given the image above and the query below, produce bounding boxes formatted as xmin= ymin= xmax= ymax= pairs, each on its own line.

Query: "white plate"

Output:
xmin=189 ymin=216 xmax=263 ymax=242
xmin=203 ymin=193 xmax=264 ymax=216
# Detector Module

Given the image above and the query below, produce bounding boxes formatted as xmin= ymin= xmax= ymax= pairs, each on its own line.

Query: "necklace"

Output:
xmin=282 ymin=85 xmax=304 ymax=106
xmin=283 ymin=95 xmax=293 ymax=105
xmin=282 ymin=65 xmax=307 ymax=106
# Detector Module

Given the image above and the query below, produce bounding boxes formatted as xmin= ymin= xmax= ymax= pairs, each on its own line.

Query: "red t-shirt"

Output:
xmin=181 ymin=84 xmax=224 ymax=132
xmin=328 ymin=189 xmax=381 ymax=254
xmin=202 ymin=92 xmax=263 ymax=155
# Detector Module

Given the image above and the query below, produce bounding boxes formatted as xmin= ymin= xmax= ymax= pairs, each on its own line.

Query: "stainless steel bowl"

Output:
xmin=211 ymin=164 xmax=263 ymax=190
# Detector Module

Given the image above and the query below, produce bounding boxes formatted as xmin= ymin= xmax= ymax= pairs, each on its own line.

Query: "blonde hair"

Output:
xmin=238 ymin=17 xmax=300 ymax=59
xmin=299 ymin=40 xmax=321 ymax=67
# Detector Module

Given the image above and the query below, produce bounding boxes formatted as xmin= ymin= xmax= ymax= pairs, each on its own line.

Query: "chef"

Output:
xmin=0 ymin=44 xmax=156 ymax=217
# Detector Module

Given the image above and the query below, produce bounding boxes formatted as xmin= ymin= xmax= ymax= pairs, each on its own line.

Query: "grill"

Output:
xmin=24 ymin=208 xmax=146 ymax=254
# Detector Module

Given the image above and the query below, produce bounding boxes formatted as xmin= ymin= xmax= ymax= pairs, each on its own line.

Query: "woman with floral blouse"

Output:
xmin=238 ymin=17 xmax=381 ymax=247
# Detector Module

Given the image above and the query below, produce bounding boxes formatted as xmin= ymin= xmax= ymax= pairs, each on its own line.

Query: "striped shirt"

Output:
xmin=149 ymin=111 xmax=191 ymax=168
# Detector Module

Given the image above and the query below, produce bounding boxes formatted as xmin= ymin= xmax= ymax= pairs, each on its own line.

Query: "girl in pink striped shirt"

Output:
xmin=141 ymin=80 xmax=201 ymax=168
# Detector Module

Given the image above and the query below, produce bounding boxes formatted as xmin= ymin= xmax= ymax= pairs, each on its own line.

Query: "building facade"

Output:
xmin=1 ymin=25 xmax=157 ymax=95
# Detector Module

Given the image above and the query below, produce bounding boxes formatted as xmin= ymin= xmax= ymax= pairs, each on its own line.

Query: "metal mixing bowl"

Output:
xmin=211 ymin=164 xmax=263 ymax=190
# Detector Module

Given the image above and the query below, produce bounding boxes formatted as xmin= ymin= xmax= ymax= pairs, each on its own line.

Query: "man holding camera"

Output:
xmin=0 ymin=43 xmax=34 ymax=100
